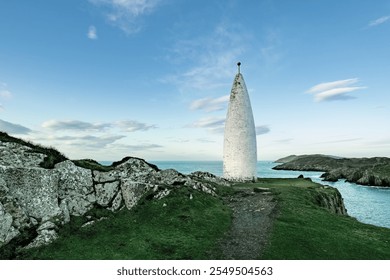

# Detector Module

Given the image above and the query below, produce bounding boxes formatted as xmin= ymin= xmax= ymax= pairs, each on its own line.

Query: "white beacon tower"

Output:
xmin=223 ymin=62 xmax=257 ymax=181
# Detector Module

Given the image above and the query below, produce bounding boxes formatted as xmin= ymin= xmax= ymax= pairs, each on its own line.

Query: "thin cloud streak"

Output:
xmin=190 ymin=95 xmax=229 ymax=112
xmin=41 ymin=119 xmax=157 ymax=132
xmin=368 ymin=15 xmax=390 ymax=27
xmin=115 ymin=120 xmax=157 ymax=132
xmin=314 ymin=87 xmax=366 ymax=102
xmin=306 ymin=78 xmax=358 ymax=94
xmin=307 ymin=78 xmax=366 ymax=102
xmin=256 ymin=125 xmax=270 ymax=135
xmin=42 ymin=120 xmax=111 ymax=131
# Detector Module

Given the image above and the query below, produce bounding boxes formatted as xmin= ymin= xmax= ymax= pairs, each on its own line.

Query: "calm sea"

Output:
xmin=101 ymin=160 xmax=390 ymax=229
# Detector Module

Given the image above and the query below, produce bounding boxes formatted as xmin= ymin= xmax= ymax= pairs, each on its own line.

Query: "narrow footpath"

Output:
xmin=219 ymin=186 xmax=277 ymax=259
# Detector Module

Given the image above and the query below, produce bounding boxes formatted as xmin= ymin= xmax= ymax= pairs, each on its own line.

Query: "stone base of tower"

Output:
xmin=223 ymin=162 xmax=257 ymax=182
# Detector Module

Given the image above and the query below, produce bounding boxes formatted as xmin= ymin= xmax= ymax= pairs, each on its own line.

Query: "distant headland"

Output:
xmin=273 ymin=154 xmax=390 ymax=188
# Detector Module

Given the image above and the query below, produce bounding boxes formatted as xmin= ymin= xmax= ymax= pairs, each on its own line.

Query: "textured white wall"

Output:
xmin=223 ymin=73 xmax=257 ymax=181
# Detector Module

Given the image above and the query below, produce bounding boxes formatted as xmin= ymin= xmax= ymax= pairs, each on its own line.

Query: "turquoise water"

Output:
xmin=150 ymin=161 xmax=390 ymax=229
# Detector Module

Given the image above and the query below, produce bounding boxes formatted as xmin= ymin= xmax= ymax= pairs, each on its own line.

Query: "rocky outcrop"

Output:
xmin=314 ymin=186 xmax=347 ymax=215
xmin=0 ymin=142 xmax=45 ymax=168
xmin=274 ymin=155 xmax=390 ymax=187
xmin=0 ymin=140 xmax=231 ymax=250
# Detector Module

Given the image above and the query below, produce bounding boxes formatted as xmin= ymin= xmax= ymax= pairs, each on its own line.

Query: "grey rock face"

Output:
xmin=109 ymin=191 xmax=123 ymax=212
xmin=0 ymin=204 xmax=15 ymax=245
xmin=95 ymin=181 xmax=120 ymax=207
xmin=0 ymin=142 xmax=45 ymax=168
xmin=1 ymin=166 xmax=60 ymax=221
xmin=56 ymin=161 xmax=95 ymax=216
xmin=120 ymin=180 xmax=153 ymax=210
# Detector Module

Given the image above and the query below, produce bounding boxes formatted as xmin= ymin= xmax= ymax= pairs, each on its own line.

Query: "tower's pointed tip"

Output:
xmin=237 ymin=62 xmax=241 ymax=74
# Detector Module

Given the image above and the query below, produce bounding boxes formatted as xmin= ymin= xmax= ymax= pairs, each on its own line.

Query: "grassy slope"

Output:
xmin=8 ymin=178 xmax=390 ymax=260
xmin=16 ymin=188 xmax=231 ymax=260
xmin=256 ymin=178 xmax=390 ymax=260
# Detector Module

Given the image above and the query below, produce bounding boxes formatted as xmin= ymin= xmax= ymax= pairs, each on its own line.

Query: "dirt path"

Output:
xmin=219 ymin=186 xmax=277 ymax=259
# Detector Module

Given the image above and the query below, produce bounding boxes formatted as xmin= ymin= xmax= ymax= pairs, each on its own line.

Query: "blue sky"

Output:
xmin=0 ymin=0 xmax=389 ymax=161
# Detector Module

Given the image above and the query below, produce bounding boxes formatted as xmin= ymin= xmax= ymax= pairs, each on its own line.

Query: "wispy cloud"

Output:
xmin=87 ymin=25 xmax=98 ymax=39
xmin=42 ymin=120 xmax=111 ymax=131
xmin=42 ymin=119 xmax=157 ymax=132
xmin=88 ymin=0 xmax=160 ymax=34
xmin=163 ymin=23 xmax=249 ymax=92
xmin=190 ymin=117 xmax=225 ymax=129
xmin=112 ymin=143 xmax=163 ymax=152
xmin=368 ymin=15 xmax=390 ymax=27
xmin=256 ymin=125 xmax=270 ymax=135
xmin=189 ymin=117 xmax=269 ymax=136
xmin=115 ymin=120 xmax=157 ymax=132
xmin=307 ymin=78 xmax=366 ymax=102
xmin=52 ymin=134 xmax=125 ymax=148
xmin=0 ymin=90 xmax=12 ymax=99
xmin=190 ymin=95 xmax=229 ymax=112
xmin=189 ymin=116 xmax=225 ymax=134
xmin=0 ymin=119 xmax=32 ymax=135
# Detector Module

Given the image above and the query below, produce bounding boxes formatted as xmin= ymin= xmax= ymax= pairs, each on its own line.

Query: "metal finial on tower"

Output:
xmin=237 ymin=62 xmax=241 ymax=73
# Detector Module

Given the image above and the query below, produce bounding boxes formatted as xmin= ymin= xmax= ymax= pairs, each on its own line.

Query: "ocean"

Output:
xmin=101 ymin=160 xmax=390 ymax=229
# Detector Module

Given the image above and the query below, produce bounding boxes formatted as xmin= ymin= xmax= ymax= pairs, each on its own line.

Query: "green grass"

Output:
xmin=16 ymin=187 xmax=231 ymax=260
xmin=5 ymin=178 xmax=390 ymax=259
xmin=253 ymin=178 xmax=390 ymax=260
xmin=72 ymin=159 xmax=113 ymax=172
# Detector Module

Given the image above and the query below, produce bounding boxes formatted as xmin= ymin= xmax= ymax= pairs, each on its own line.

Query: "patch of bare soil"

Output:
xmin=219 ymin=187 xmax=277 ymax=259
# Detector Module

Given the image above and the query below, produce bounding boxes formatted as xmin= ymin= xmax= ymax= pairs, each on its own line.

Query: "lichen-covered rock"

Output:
xmin=93 ymin=170 xmax=120 ymax=183
xmin=59 ymin=200 xmax=70 ymax=224
xmin=95 ymin=181 xmax=120 ymax=207
xmin=0 ymin=204 xmax=13 ymax=244
xmin=120 ymin=180 xmax=152 ymax=210
xmin=55 ymin=161 xmax=95 ymax=216
xmin=115 ymin=158 xmax=158 ymax=183
xmin=190 ymin=171 xmax=231 ymax=187
xmin=25 ymin=229 xmax=58 ymax=249
xmin=157 ymin=169 xmax=187 ymax=185
xmin=0 ymin=195 xmax=30 ymax=229
xmin=1 ymin=166 xmax=60 ymax=220
xmin=0 ymin=142 xmax=45 ymax=168
xmin=109 ymin=191 xmax=123 ymax=212
xmin=154 ymin=188 xmax=171 ymax=200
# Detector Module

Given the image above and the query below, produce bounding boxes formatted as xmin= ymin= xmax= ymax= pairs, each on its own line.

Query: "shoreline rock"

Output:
xmin=274 ymin=154 xmax=390 ymax=188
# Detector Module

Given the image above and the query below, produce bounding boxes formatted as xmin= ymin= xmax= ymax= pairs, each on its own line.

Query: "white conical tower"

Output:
xmin=223 ymin=62 xmax=257 ymax=181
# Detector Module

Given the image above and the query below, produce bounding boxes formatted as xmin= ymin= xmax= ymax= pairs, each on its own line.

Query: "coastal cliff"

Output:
xmin=273 ymin=154 xmax=390 ymax=187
